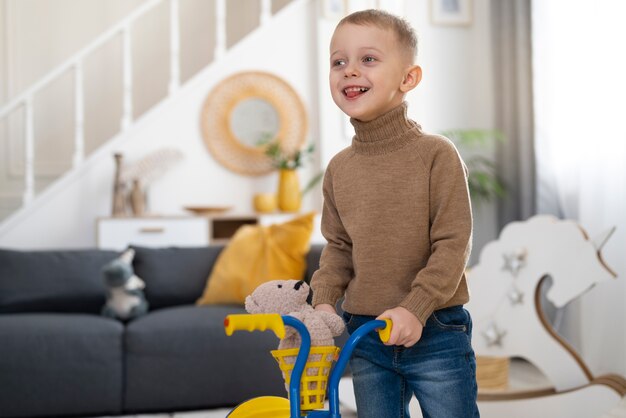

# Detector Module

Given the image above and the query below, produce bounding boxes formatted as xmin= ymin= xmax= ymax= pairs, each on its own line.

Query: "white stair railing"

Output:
xmin=168 ymin=0 xmax=181 ymax=95
xmin=0 ymin=0 xmax=242 ymax=216
xmin=121 ymin=23 xmax=134 ymax=131
xmin=73 ymin=61 xmax=85 ymax=168
xmin=23 ymin=97 xmax=35 ymax=205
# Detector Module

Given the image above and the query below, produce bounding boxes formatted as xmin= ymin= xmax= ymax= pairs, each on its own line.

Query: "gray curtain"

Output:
xmin=493 ymin=0 xmax=569 ymax=339
xmin=491 ymin=0 xmax=536 ymax=229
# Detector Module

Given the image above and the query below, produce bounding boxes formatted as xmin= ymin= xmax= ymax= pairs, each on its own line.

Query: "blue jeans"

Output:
xmin=343 ymin=306 xmax=479 ymax=418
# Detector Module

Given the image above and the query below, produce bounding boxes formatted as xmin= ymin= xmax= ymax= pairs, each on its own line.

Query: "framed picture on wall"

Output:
xmin=430 ymin=0 xmax=473 ymax=26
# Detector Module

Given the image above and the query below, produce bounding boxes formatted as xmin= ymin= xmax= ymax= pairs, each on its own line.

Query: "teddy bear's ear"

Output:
xmin=245 ymin=295 xmax=261 ymax=314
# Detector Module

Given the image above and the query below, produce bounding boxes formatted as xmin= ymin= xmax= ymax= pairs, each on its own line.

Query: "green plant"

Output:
xmin=258 ymin=136 xmax=323 ymax=197
xmin=441 ymin=129 xmax=507 ymax=204
xmin=264 ymin=141 xmax=315 ymax=170
xmin=257 ymin=132 xmax=315 ymax=170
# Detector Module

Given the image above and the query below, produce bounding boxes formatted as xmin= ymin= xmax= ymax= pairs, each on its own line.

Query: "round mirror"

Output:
xmin=200 ymin=71 xmax=308 ymax=176
xmin=229 ymin=98 xmax=280 ymax=148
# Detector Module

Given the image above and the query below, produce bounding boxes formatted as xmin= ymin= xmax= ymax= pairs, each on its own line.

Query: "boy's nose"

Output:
xmin=344 ymin=65 xmax=359 ymax=78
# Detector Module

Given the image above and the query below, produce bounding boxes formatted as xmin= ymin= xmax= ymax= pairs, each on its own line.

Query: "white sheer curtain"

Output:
xmin=533 ymin=0 xmax=626 ymax=376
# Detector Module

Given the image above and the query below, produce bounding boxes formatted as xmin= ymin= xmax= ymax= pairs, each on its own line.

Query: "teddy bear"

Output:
xmin=244 ymin=279 xmax=345 ymax=350
xmin=101 ymin=248 xmax=149 ymax=321
xmin=245 ymin=279 xmax=345 ymax=398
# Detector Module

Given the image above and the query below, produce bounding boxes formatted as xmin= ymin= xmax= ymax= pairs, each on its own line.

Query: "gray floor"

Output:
xmin=95 ymin=405 xmax=357 ymax=418
xmin=94 ymin=398 xmax=626 ymax=418
xmin=93 ymin=360 xmax=626 ymax=418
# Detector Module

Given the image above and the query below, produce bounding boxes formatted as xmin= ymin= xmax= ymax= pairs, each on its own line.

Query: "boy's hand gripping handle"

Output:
xmin=377 ymin=318 xmax=393 ymax=343
xmin=223 ymin=313 xmax=285 ymax=339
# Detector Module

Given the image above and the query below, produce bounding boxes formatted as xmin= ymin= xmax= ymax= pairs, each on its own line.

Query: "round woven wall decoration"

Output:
xmin=200 ymin=71 xmax=308 ymax=176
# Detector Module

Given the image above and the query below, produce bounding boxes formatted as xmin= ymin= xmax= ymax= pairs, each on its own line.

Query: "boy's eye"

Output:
xmin=333 ymin=59 xmax=346 ymax=67
xmin=363 ymin=56 xmax=376 ymax=63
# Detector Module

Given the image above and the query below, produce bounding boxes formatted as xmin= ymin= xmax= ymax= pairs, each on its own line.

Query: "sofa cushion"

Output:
xmin=305 ymin=244 xmax=324 ymax=283
xmin=0 ymin=313 xmax=124 ymax=417
xmin=196 ymin=213 xmax=314 ymax=305
xmin=130 ymin=245 xmax=223 ymax=309
xmin=124 ymin=305 xmax=285 ymax=412
xmin=0 ymin=248 xmax=120 ymax=314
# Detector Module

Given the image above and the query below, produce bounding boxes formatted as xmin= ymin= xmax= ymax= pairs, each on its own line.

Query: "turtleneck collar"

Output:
xmin=350 ymin=102 xmax=421 ymax=156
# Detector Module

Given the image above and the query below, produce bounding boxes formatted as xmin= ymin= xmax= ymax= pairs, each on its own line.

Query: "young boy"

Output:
xmin=311 ymin=9 xmax=479 ymax=418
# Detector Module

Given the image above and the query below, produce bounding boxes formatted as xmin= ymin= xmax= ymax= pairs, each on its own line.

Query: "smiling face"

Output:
xmin=329 ymin=23 xmax=421 ymax=122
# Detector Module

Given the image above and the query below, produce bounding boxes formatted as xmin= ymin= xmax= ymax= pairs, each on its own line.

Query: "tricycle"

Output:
xmin=223 ymin=313 xmax=392 ymax=418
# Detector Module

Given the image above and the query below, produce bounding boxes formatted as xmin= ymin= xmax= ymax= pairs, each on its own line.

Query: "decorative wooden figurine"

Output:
xmin=129 ymin=179 xmax=145 ymax=216
xmin=112 ymin=153 xmax=127 ymax=217
xmin=466 ymin=215 xmax=625 ymax=418
xmin=120 ymin=148 xmax=183 ymax=217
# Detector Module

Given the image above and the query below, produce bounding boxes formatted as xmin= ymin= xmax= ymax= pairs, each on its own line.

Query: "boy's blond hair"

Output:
xmin=337 ymin=9 xmax=417 ymax=62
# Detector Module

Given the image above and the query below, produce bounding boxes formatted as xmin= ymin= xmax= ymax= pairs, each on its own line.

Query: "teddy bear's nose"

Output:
xmin=294 ymin=280 xmax=305 ymax=291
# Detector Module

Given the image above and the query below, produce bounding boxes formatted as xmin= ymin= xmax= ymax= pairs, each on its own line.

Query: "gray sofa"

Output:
xmin=0 ymin=244 xmax=324 ymax=418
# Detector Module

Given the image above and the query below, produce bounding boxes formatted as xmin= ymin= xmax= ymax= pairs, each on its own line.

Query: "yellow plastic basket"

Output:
xmin=271 ymin=346 xmax=340 ymax=410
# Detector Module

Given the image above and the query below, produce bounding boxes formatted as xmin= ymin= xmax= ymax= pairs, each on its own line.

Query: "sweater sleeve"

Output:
xmin=310 ymin=160 xmax=354 ymax=308
xmin=399 ymin=138 xmax=473 ymax=324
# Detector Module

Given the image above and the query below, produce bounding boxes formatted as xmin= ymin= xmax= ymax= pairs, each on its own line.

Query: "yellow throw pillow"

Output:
xmin=196 ymin=212 xmax=315 ymax=305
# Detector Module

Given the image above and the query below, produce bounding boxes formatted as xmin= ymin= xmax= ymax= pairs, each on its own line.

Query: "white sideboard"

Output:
xmin=96 ymin=216 xmax=210 ymax=250
xmin=96 ymin=213 xmax=323 ymax=250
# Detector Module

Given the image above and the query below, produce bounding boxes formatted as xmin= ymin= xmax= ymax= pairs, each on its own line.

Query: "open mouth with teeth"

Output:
xmin=343 ymin=86 xmax=370 ymax=99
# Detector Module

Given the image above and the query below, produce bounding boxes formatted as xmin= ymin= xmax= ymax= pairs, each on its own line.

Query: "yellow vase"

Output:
xmin=277 ymin=169 xmax=301 ymax=212
xmin=253 ymin=193 xmax=277 ymax=213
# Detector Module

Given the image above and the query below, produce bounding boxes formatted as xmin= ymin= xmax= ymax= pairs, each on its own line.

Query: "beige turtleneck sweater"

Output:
xmin=311 ymin=103 xmax=473 ymax=325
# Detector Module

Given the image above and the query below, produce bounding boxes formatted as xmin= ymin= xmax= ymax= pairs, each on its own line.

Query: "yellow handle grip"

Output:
xmin=224 ymin=313 xmax=286 ymax=339
xmin=377 ymin=319 xmax=393 ymax=343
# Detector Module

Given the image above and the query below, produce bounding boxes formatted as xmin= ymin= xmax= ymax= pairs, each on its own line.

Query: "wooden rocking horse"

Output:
xmin=467 ymin=215 xmax=625 ymax=417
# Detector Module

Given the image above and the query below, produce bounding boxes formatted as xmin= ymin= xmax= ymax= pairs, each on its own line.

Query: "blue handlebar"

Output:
xmin=327 ymin=319 xmax=388 ymax=417
xmin=277 ymin=316 xmax=390 ymax=418
xmin=281 ymin=316 xmax=310 ymax=418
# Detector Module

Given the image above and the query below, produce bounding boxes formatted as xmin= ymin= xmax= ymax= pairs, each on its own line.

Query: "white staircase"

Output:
xmin=0 ymin=0 xmax=295 ymax=230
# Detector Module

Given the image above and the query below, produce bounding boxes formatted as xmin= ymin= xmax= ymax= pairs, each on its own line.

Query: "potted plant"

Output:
xmin=261 ymin=140 xmax=318 ymax=212
xmin=441 ymin=129 xmax=507 ymax=204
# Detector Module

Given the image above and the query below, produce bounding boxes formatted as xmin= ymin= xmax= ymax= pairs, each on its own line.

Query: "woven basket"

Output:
xmin=476 ymin=356 xmax=510 ymax=390
xmin=271 ymin=346 xmax=340 ymax=410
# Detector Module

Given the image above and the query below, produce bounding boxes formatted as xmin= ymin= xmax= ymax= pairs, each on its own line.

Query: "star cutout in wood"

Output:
xmin=482 ymin=322 xmax=507 ymax=347
xmin=507 ymin=287 xmax=525 ymax=305
xmin=502 ymin=248 xmax=528 ymax=277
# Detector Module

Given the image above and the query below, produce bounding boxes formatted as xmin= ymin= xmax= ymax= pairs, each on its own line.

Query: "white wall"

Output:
xmin=407 ymin=0 xmax=498 ymax=263
xmin=1 ymin=0 xmax=144 ymax=102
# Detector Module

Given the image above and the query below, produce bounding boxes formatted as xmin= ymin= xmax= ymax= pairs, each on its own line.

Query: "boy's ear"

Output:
xmin=400 ymin=65 xmax=422 ymax=93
